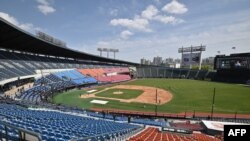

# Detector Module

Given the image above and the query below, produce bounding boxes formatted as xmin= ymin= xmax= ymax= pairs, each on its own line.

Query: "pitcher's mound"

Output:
xmin=113 ymin=91 xmax=124 ymax=95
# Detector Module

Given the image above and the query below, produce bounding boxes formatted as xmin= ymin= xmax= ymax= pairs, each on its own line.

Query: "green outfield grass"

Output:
xmin=52 ymin=79 xmax=250 ymax=114
xmin=96 ymin=88 xmax=143 ymax=99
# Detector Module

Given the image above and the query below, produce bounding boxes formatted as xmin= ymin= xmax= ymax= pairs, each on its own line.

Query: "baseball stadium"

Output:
xmin=1 ymin=1 xmax=250 ymax=141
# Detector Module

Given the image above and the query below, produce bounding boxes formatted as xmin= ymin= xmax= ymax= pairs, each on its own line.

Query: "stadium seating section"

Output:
xmin=78 ymin=67 xmax=131 ymax=83
xmin=128 ymin=127 xmax=220 ymax=141
xmin=18 ymin=70 xmax=96 ymax=102
xmin=0 ymin=103 xmax=140 ymax=141
xmin=16 ymin=67 xmax=131 ymax=103
xmin=0 ymin=50 xmax=130 ymax=83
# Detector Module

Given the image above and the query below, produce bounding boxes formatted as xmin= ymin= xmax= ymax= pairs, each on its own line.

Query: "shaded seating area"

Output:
xmin=18 ymin=85 xmax=50 ymax=103
xmin=0 ymin=104 xmax=140 ymax=141
xmin=19 ymin=69 xmax=97 ymax=103
xmin=0 ymin=49 xmax=131 ymax=85
xmin=18 ymin=67 xmax=131 ymax=103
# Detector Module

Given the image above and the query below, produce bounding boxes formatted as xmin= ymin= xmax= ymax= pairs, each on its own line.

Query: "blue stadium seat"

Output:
xmin=0 ymin=104 xmax=140 ymax=141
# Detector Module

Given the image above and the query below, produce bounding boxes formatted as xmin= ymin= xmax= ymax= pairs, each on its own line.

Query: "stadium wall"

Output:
xmin=136 ymin=66 xmax=215 ymax=80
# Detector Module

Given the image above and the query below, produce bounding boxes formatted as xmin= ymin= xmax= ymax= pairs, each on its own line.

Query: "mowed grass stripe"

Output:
xmin=96 ymin=88 xmax=143 ymax=99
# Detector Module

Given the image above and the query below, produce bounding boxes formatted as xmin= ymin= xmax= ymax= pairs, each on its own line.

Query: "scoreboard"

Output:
xmin=214 ymin=53 xmax=250 ymax=70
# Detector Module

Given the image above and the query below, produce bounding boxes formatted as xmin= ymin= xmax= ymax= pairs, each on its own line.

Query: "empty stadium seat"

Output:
xmin=128 ymin=127 xmax=220 ymax=141
xmin=78 ymin=67 xmax=131 ymax=83
xmin=0 ymin=104 xmax=140 ymax=141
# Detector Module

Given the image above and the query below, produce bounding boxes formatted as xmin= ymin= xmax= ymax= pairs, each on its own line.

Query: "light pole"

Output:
xmin=210 ymin=88 xmax=216 ymax=120
xmin=232 ymin=47 xmax=236 ymax=53
xmin=110 ymin=49 xmax=119 ymax=59
xmin=234 ymin=111 xmax=237 ymax=122
xmin=155 ymin=88 xmax=158 ymax=117
xmin=97 ymin=48 xmax=103 ymax=56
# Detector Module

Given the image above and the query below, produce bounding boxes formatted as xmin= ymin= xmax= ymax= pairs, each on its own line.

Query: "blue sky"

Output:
xmin=0 ymin=0 xmax=250 ymax=63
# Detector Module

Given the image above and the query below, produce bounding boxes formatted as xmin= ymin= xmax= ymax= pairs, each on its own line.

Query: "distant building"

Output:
xmin=174 ymin=58 xmax=181 ymax=64
xmin=153 ymin=56 xmax=162 ymax=65
xmin=165 ymin=57 xmax=174 ymax=64
xmin=140 ymin=58 xmax=151 ymax=65
xmin=175 ymin=63 xmax=181 ymax=68
xmin=165 ymin=62 xmax=181 ymax=68
xmin=145 ymin=60 xmax=151 ymax=65
xmin=140 ymin=58 xmax=146 ymax=64
xmin=202 ymin=57 xmax=214 ymax=65
xmin=140 ymin=57 xmax=180 ymax=68
xmin=163 ymin=58 xmax=181 ymax=68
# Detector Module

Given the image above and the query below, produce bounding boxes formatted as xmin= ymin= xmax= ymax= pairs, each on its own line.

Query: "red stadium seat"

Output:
xmin=128 ymin=127 xmax=220 ymax=141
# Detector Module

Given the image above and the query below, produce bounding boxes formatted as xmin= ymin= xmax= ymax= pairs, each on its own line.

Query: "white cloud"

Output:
xmin=141 ymin=5 xmax=159 ymax=20
xmin=110 ymin=9 xmax=118 ymax=16
xmin=154 ymin=15 xmax=184 ymax=24
xmin=101 ymin=18 xmax=250 ymax=62
xmin=154 ymin=15 xmax=175 ymax=23
xmin=37 ymin=5 xmax=56 ymax=15
xmin=36 ymin=0 xmax=49 ymax=5
xmin=110 ymin=3 xmax=186 ymax=37
xmin=162 ymin=0 xmax=188 ymax=14
xmin=140 ymin=5 xmax=185 ymax=25
xmin=36 ymin=0 xmax=56 ymax=15
xmin=110 ymin=16 xmax=152 ymax=32
xmin=78 ymin=7 xmax=250 ymax=63
xmin=0 ymin=12 xmax=18 ymax=25
xmin=0 ymin=12 xmax=40 ymax=32
xmin=120 ymin=30 xmax=134 ymax=39
xmin=18 ymin=23 xmax=35 ymax=31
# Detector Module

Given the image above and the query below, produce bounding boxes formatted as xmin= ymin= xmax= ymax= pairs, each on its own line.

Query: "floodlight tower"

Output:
xmin=97 ymin=48 xmax=119 ymax=59
xmin=110 ymin=49 xmax=119 ymax=59
xmin=97 ymin=48 xmax=103 ymax=56
xmin=102 ymin=48 xmax=109 ymax=58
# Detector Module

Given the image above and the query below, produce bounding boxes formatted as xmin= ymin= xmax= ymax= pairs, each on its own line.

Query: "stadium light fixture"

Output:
xmin=97 ymin=48 xmax=119 ymax=59
xmin=210 ymin=88 xmax=216 ymax=120
xmin=97 ymin=48 xmax=103 ymax=56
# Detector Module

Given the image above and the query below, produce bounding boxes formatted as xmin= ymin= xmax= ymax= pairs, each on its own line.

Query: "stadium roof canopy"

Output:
xmin=0 ymin=18 xmax=138 ymax=66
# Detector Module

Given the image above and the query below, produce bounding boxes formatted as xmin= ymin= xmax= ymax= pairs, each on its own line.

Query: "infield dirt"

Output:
xmin=80 ymin=85 xmax=172 ymax=105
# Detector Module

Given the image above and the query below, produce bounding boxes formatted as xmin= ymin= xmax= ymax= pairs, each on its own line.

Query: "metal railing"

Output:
xmin=0 ymin=120 xmax=42 ymax=141
xmin=73 ymin=127 xmax=143 ymax=141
